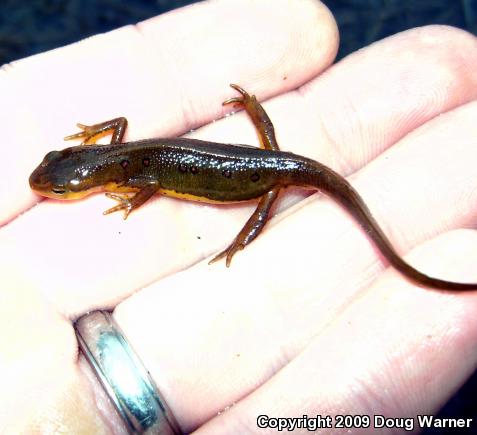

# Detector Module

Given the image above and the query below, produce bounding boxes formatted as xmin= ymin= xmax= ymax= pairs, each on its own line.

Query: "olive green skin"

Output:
xmin=29 ymin=138 xmax=318 ymax=201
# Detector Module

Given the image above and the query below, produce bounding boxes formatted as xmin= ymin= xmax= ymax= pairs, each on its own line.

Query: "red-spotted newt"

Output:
xmin=29 ymin=84 xmax=477 ymax=290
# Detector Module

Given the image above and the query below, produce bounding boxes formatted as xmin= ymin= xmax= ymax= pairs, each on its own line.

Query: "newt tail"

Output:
xmin=291 ymin=159 xmax=476 ymax=291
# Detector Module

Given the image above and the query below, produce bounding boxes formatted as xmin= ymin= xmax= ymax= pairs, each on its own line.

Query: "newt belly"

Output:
xmin=29 ymin=84 xmax=477 ymax=291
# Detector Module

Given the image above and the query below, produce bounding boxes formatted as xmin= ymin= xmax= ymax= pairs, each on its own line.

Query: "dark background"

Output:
xmin=1 ymin=0 xmax=477 ymax=64
xmin=2 ymin=0 xmax=476 ymax=432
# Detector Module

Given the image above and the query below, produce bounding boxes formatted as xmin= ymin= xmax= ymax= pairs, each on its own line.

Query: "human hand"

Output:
xmin=2 ymin=0 xmax=477 ymax=433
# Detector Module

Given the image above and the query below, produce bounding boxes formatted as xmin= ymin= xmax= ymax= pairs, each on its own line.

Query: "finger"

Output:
xmin=0 ymin=261 xmax=95 ymax=432
xmin=195 ymin=25 xmax=477 ymax=173
xmin=2 ymin=0 xmax=337 ymax=224
xmin=113 ymin=100 xmax=477 ymax=430
xmin=302 ymin=25 xmax=477 ymax=169
xmin=195 ymin=231 xmax=477 ymax=433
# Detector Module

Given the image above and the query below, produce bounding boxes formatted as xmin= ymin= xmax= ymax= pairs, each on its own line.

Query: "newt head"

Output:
xmin=29 ymin=146 xmax=111 ymax=200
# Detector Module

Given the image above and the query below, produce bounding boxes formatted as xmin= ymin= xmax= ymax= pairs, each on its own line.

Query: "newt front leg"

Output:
xmin=64 ymin=117 xmax=128 ymax=145
xmin=103 ymin=183 xmax=160 ymax=219
xmin=65 ymin=116 xmax=160 ymax=217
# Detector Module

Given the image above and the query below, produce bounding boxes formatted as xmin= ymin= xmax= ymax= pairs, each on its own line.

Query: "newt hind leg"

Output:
xmin=224 ymin=84 xmax=280 ymax=151
xmin=64 ymin=117 xmax=128 ymax=145
xmin=209 ymin=187 xmax=281 ymax=267
xmin=210 ymin=86 xmax=283 ymax=266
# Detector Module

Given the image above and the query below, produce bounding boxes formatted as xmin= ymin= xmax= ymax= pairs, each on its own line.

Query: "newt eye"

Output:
xmin=52 ymin=187 xmax=66 ymax=195
xmin=44 ymin=150 xmax=62 ymax=163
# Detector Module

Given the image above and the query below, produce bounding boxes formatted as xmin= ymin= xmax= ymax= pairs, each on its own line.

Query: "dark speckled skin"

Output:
xmin=30 ymin=138 xmax=319 ymax=201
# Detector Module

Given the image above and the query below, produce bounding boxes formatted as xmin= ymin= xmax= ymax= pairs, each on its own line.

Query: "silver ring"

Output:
xmin=74 ymin=311 xmax=181 ymax=435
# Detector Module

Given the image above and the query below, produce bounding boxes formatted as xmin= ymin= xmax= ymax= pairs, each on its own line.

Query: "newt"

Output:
xmin=29 ymin=84 xmax=477 ymax=290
